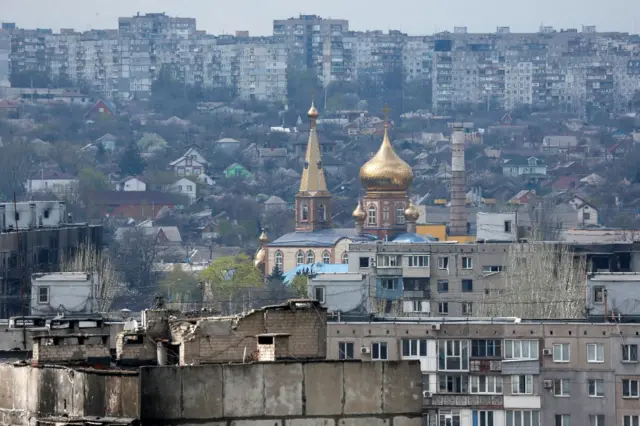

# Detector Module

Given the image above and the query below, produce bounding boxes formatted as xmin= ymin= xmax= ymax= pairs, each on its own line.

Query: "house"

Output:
xmin=569 ymin=196 xmax=599 ymax=226
xmin=541 ymin=135 xmax=579 ymax=153
xmin=476 ymin=212 xmax=519 ymax=242
xmin=27 ymin=171 xmax=79 ymax=196
xmin=264 ymin=195 xmax=288 ymax=212
xmin=115 ymin=223 xmax=182 ymax=244
xmin=501 ymin=156 xmax=547 ymax=177
xmin=508 ymin=189 xmax=536 ymax=205
xmin=95 ymin=133 xmax=117 ymax=152
xmin=170 ymin=178 xmax=197 ymax=204
xmin=85 ymin=99 xmax=116 ymax=120
xmin=116 ymin=176 xmax=146 ymax=192
xmin=195 ymin=173 xmax=215 ymax=186
xmin=169 ymin=148 xmax=208 ymax=176
xmin=214 ymin=137 xmax=241 ymax=153
xmin=88 ymin=191 xmax=187 ymax=220
xmin=224 ymin=163 xmax=251 ymax=178
xmin=580 ymin=173 xmax=605 ymax=187
xmin=31 ymin=272 xmax=97 ymax=316
xmin=259 ymin=147 xmax=288 ymax=166
xmin=550 ymin=175 xmax=582 ymax=192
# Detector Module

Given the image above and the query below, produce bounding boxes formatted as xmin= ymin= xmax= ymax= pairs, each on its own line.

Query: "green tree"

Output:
xmin=136 ymin=132 xmax=168 ymax=152
xmin=118 ymin=143 xmax=146 ymax=176
xmin=159 ymin=265 xmax=202 ymax=303
xmin=290 ymin=274 xmax=309 ymax=298
xmin=201 ymin=254 xmax=263 ymax=299
xmin=78 ymin=167 xmax=109 ymax=191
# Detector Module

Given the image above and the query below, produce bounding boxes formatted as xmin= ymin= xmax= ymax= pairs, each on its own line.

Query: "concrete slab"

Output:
xmin=181 ymin=365 xmax=224 ymax=419
xmin=393 ymin=416 xmax=423 ymax=426
xmin=343 ymin=362 xmax=383 ymax=415
xmin=264 ymin=362 xmax=303 ymax=417
xmin=287 ymin=419 xmax=336 ymax=426
xmin=82 ymin=371 xmax=105 ymax=417
xmin=140 ymin=366 xmax=182 ymax=420
xmin=0 ymin=364 xmax=14 ymax=409
xmin=231 ymin=421 xmax=282 ymax=426
xmin=104 ymin=375 xmax=122 ymax=417
xmin=338 ymin=417 xmax=388 ymax=426
xmin=382 ymin=361 xmax=422 ymax=414
xmin=304 ymin=362 xmax=343 ymax=416
xmin=223 ymin=363 xmax=264 ymax=418
xmin=120 ymin=375 xmax=140 ymax=418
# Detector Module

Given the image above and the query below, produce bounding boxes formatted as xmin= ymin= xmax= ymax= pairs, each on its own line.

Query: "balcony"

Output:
xmin=375 ymin=267 xmax=402 ymax=277
xmin=469 ymin=360 xmax=502 ymax=373
xmin=424 ymin=394 xmax=503 ymax=407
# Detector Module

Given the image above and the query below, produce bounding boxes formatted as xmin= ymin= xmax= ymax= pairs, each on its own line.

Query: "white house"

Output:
xmin=169 ymin=148 xmax=208 ymax=176
xmin=27 ymin=171 xmax=79 ymax=195
xmin=476 ymin=212 xmax=518 ymax=242
xmin=116 ymin=176 xmax=146 ymax=192
xmin=195 ymin=173 xmax=215 ymax=186
xmin=170 ymin=178 xmax=197 ymax=204
xmin=31 ymin=272 xmax=96 ymax=316
xmin=569 ymin=196 xmax=599 ymax=227
xmin=501 ymin=156 xmax=547 ymax=177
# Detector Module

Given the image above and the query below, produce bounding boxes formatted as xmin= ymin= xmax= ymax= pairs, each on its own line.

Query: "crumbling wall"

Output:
xmin=33 ymin=336 xmax=110 ymax=364
xmin=116 ymin=332 xmax=157 ymax=364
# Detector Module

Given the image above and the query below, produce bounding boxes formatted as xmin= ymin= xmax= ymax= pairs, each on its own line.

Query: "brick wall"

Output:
xmin=32 ymin=335 xmax=110 ymax=364
xmin=116 ymin=332 xmax=157 ymax=362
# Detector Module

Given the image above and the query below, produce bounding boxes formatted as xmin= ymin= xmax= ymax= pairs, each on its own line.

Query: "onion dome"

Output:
xmin=359 ymin=125 xmax=413 ymax=192
xmin=404 ymin=200 xmax=420 ymax=222
xmin=253 ymin=247 xmax=265 ymax=268
xmin=352 ymin=200 xmax=366 ymax=222
xmin=258 ymin=229 xmax=269 ymax=244
xmin=307 ymin=102 xmax=319 ymax=120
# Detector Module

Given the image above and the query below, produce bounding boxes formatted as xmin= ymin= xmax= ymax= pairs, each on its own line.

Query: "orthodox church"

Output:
xmin=254 ymin=102 xmax=428 ymax=275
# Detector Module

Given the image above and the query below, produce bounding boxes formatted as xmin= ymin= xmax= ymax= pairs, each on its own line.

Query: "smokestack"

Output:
xmin=450 ymin=124 xmax=467 ymax=235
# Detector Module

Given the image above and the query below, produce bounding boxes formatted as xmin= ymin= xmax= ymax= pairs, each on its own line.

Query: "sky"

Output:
xmin=2 ymin=0 xmax=639 ymax=35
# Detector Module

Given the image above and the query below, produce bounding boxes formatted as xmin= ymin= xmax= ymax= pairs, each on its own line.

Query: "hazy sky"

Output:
xmin=2 ymin=0 xmax=639 ymax=35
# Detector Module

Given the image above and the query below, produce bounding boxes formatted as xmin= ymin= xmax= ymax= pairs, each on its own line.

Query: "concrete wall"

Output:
xmin=140 ymin=360 xmax=423 ymax=426
xmin=33 ymin=335 xmax=110 ymax=364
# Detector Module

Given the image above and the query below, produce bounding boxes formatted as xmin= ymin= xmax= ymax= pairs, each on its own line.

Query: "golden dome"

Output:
xmin=258 ymin=229 xmax=268 ymax=244
xmin=352 ymin=200 xmax=366 ymax=221
xmin=360 ymin=126 xmax=413 ymax=192
xmin=404 ymin=200 xmax=420 ymax=222
xmin=253 ymin=247 xmax=265 ymax=267
xmin=307 ymin=102 xmax=319 ymax=120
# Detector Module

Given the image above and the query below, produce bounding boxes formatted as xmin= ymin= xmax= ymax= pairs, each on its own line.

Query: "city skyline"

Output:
xmin=2 ymin=0 xmax=640 ymax=35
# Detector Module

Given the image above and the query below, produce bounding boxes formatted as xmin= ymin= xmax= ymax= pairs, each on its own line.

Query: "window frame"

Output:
xmin=396 ymin=204 xmax=406 ymax=225
xmin=511 ymin=375 xmax=533 ymax=395
xmin=367 ymin=205 xmax=376 ymax=225
xmin=462 ymin=302 xmax=473 ymax=315
xmin=623 ymin=378 xmax=640 ymax=398
xmin=371 ymin=342 xmax=388 ymax=361
xmin=377 ymin=254 xmax=401 ymax=268
xmin=471 ymin=339 xmax=502 ymax=358
xmin=296 ymin=250 xmax=304 ymax=265
xmin=506 ymin=411 xmax=540 ymax=426
xmin=381 ymin=278 xmax=398 ymax=290
xmin=38 ymin=286 xmax=49 ymax=304
xmin=553 ymin=343 xmax=570 ymax=363
xmin=553 ymin=378 xmax=571 ymax=397
xmin=437 ymin=374 xmax=469 ymax=393
xmin=321 ymin=251 xmax=331 ymax=264
xmin=438 ymin=256 xmax=449 ymax=270
xmin=341 ymin=252 xmax=349 ymax=264
xmin=504 ymin=340 xmax=539 ymax=360
xmin=477 ymin=410 xmax=496 ymax=426
xmin=408 ymin=255 xmax=429 ymax=268
xmin=401 ymin=338 xmax=428 ymax=357
xmin=437 ymin=280 xmax=449 ymax=293
xmin=555 ymin=414 xmax=571 ymax=426
xmin=306 ymin=250 xmax=315 ymax=264
xmin=313 ymin=286 xmax=325 ymax=304
xmin=275 ymin=250 xmax=284 ymax=269
xmin=624 ymin=415 xmax=640 ymax=426
xmin=470 ymin=375 xmax=503 ymax=394
xmin=462 ymin=257 xmax=473 ymax=269
xmin=438 ymin=339 xmax=469 ymax=371
xmin=461 ymin=279 xmax=473 ymax=292
xmin=438 ymin=302 xmax=449 ymax=315
xmin=338 ymin=341 xmax=354 ymax=360
xmin=588 ymin=378 xmax=604 ymax=397
xmin=587 ymin=343 xmax=604 ymax=363
xmin=592 ymin=286 xmax=605 ymax=304
xmin=622 ymin=344 xmax=638 ymax=362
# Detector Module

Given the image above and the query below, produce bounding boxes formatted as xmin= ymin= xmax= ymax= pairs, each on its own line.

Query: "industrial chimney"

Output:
xmin=450 ymin=124 xmax=467 ymax=235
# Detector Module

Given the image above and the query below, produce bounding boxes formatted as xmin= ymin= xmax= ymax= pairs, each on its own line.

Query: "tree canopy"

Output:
xmin=201 ymin=254 xmax=263 ymax=298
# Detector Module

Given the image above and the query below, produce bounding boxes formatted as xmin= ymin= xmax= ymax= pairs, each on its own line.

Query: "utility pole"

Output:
xmin=12 ymin=193 xmax=26 ymax=350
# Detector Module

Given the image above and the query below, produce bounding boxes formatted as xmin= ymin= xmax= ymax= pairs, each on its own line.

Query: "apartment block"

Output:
xmin=327 ymin=318 xmax=640 ymax=426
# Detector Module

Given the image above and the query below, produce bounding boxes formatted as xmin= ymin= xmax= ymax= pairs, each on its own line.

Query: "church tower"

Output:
xmin=295 ymin=101 xmax=332 ymax=232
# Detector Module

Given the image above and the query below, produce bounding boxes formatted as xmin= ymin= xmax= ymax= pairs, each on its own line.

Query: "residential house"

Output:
xmin=27 ymin=171 xmax=79 ymax=196
xmin=587 ymin=272 xmax=640 ymax=317
xmin=541 ymin=135 xmax=579 ymax=153
xmin=85 ymin=99 xmax=116 ymax=120
xmin=88 ymin=191 xmax=186 ymax=220
xmin=508 ymin=190 xmax=536 ymax=205
xmin=476 ymin=212 xmax=519 ymax=242
xmin=170 ymin=178 xmax=197 ymax=204
xmin=581 ymin=173 xmax=605 ymax=187
xmin=116 ymin=177 xmax=146 ymax=192
xmin=569 ymin=196 xmax=599 ymax=227
xmin=259 ymin=147 xmax=288 ymax=166
xmin=195 ymin=173 xmax=215 ymax=186
xmin=30 ymin=272 xmax=96 ymax=316
xmin=213 ymin=137 xmax=241 ymax=153
xmin=264 ymin=195 xmax=288 ymax=212
xmin=169 ymin=148 xmax=208 ymax=176
xmin=115 ymin=222 xmax=182 ymax=245
xmin=224 ymin=163 xmax=251 ymax=178
xmin=501 ymin=156 xmax=547 ymax=178
xmin=550 ymin=175 xmax=582 ymax=192
xmin=95 ymin=133 xmax=117 ymax=152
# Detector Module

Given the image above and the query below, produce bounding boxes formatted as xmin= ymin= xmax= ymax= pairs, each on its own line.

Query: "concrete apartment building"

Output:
xmin=326 ymin=318 xmax=640 ymax=426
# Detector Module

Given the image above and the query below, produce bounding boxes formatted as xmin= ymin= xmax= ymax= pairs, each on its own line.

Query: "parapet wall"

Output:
xmin=140 ymin=360 xmax=423 ymax=426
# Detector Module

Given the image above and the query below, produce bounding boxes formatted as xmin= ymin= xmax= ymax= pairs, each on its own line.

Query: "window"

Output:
xmin=408 ymin=255 xmax=429 ymax=267
xmin=438 ymin=374 xmax=468 ymax=393
xmin=313 ymin=286 xmax=325 ymax=303
xmin=322 ymin=251 xmax=331 ymax=264
xmin=623 ymin=379 xmax=639 ymax=398
xmin=275 ymin=251 xmax=283 ymax=269
xmin=422 ymin=374 xmax=430 ymax=391
xmin=306 ymin=250 xmax=315 ymax=264
xmin=511 ymin=375 xmax=533 ymax=394
xmin=411 ymin=300 xmax=424 ymax=312
xmin=438 ymin=257 xmax=449 ymax=270
xmin=592 ymin=286 xmax=605 ymax=303
xmin=296 ymin=250 xmax=304 ymax=265
xmin=368 ymin=205 xmax=376 ymax=225
xmin=402 ymin=339 xmax=427 ymax=357
xmin=589 ymin=415 xmax=604 ymax=426
xmin=38 ymin=287 xmax=49 ymax=304
xmin=438 ymin=340 xmax=469 ymax=371
xmin=471 ymin=340 xmax=502 ymax=357
xmin=462 ymin=279 xmax=473 ymax=292
xmin=588 ymin=379 xmax=604 ymax=397
xmin=186 ymin=185 xmax=193 ymax=192
xmin=622 ymin=344 xmax=638 ymax=362
xmin=438 ymin=302 xmax=449 ymax=315
xmin=482 ymin=265 xmax=503 ymax=273
xmin=504 ymin=220 xmax=512 ymax=233
xmin=553 ymin=378 xmax=571 ymax=397
xmin=506 ymin=411 xmax=539 ymax=426
xmin=359 ymin=257 xmax=370 ymax=267
xmin=587 ymin=343 xmax=604 ymax=363
xmin=477 ymin=411 xmax=495 ymax=426
xmin=624 ymin=415 xmax=640 ymax=426
xmin=177 ymin=185 xmax=183 ymax=192
xmin=470 ymin=376 xmax=503 ymax=394
xmin=377 ymin=255 xmax=401 ymax=267
xmin=381 ymin=278 xmax=398 ymax=290
xmin=338 ymin=342 xmax=354 ymax=360
xmin=396 ymin=205 xmax=406 ymax=225
xmin=439 ymin=411 xmax=461 ymax=426
xmin=341 ymin=252 xmax=349 ymax=264
xmin=555 ymin=415 xmax=571 ymax=426
xmin=382 ymin=206 xmax=390 ymax=222
xmin=504 ymin=340 xmax=539 ymax=360
xmin=301 ymin=203 xmax=309 ymax=221
xmin=553 ymin=343 xmax=570 ymax=362
xmin=584 ymin=212 xmax=591 ymax=220
xmin=462 ymin=302 xmax=472 ymax=315
xmin=318 ymin=204 xmax=326 ymax=222
xmin=462 ymin=257 xmax=473 ymax=269
xmin=371 ymin=342 xmax=388 ymax=360
xmin=437 ymin=280 xmax=449 ymax=293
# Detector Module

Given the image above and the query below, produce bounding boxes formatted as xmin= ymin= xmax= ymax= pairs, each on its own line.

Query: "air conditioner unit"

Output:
xmin=543 ymin=380 xmax=553 ymax=389
xmin=431 ymin=324 xmax=441 ymax=331
xmin=542 ymin=348 xmax=552 ymax=356
xmin=361 ymin=346 xmax=371 ymax=354
xmin=422 ymin=391 xmax=432 ymax=398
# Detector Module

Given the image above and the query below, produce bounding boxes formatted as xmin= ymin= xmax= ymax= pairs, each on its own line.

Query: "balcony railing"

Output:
xmin=469 ymin=359 xmax=502 ymax=372
xmin=424 ymin=394 xmax=503 ymax=407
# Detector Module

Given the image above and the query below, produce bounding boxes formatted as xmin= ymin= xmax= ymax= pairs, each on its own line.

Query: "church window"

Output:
xmin=342 ymin=252 xmax=349 ymax=264
xmin=296 ymin=250 xmax=305 ymax=265
xmin=396 ymin=204 xmax=406 ymax=225
xmin=275 ymin=251 xmax=283 ymax=270
xmin=307 ymin=250 xmax=315 ymax=264
xmin=368 ymin=205 xmax=377 ymax=225
xmin=322 ymin=251 xmax=331 ymax=264
xmin=301 ymin=202 xmax=309 ymax=221
xmin=382 ymin=206 xmax=390 ymax=221
xmin=318 ymin=204 xmax=326 ymax=222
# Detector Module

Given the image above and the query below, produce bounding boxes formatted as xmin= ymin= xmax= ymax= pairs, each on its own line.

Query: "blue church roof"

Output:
xmin=269 ymin=228 xmax=377 ymax=248
xmin=392 ymin=232 xmax=438 ymax=243
xmin=282 ymin=263 xmax=349 ymax=284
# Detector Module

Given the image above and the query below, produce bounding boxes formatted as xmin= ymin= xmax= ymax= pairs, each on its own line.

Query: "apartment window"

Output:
xmin=438 ymin=302 xmax=449 ymax=315
xmin=38 ymin=287 xmax=49 ymax=304
xmin=422 ymin=374 xmax=430 ymax=391
xmin=438 ymin=374 xmax=468 ymax=393
xmin=587 ymin=343 xmax=604 ymax=363
xmin=470 ymin=376 xmax=503 ymax=394
xmin=371 ymin=342 xmax=388 ymax=360
xmin=338 ymin=342 xmax=354 ymax=360
xmin=592 ymin=286 xmax=605 ymax=303
xmin=588 ymin=379 xmax=604 ymax=397
xmin=402 ymin=339 xmax=427 ymax=357
xmin=368 ymin=205 xmax=376 ymax=225
xmin=359 ymin=257 xmax=370 ymax=267
xmin=622 ymin=344 xmax=638 ymax=362
xmin=439 ymin=411 xmax=461 ymax=426
xmin=624 ymin=415 xmax=640 ymax=426
xmin=482 ymin=265 xmax=503 ymax=273
xmin=408 ymin=255 xmax=429 ymax=267
xmin=504 ymin=220 xmax=512 ymax=233
xmin=411 ymin=300 xmax=424 ymax=312
xmin=504 ymin=340 xmax=539 ymax=360
xmin=313 ymin=286 xmax=325 ymax=304
xmin=506 ymin=411 xmax=540 ymax=426
xmin=462 ymin=257 xmax=473 ymax=269
xmin=553 ymin=379 xmax=571 ymax=397
xmin=462 ymin=302 xmax=473 ymax=315
xmin=438 ymin=257 xmax=449 ymax=270
xmin=553 ymin=343 xmax=570 ymax=362
xmin=381 ymin=278 xmax=398 ymax=290
xmin=378 ymin=255 xmax=401 ymax=267
xmin=589 ymin=415 xmax=604 ymax=426
xmin=555 ymin=415 xmax=571 ymax=426
xmin=461 ymin=279 xmax=473 ymax=292
xmin=477 ymin=411 xmax=495 ymax=426
xmin=471 ymin=340 xmax=502 ymax=357
xmin=623 ymin=379 xmax=640 ymax=398
xmin=511 ymin=375 xmax=533 ymax=394
xmin=438 ymin=340 xmax=469 ymax=371
xmin=437 ymin=280 xmax=449 ymax=293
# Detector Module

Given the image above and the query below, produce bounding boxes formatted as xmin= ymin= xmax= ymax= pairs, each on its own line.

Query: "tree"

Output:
xmin=136 ymin=132 xmax=168 ymax=152
xmin=158 ymin=265 xmax=202 ymax=308
xmin=118 ymin=143 xmax=146 ymax=176
xmin=0 ymin=137 xmax=35 ymax=201
xmin=111 ymin=228 xmax=162 ymax=292
xmin=263 ymin=265 xmax=291 ymax=305
xmin=290 ymin=274 xmax=309 ymax=299
xmin=201 ymin=254 xmax=263 ymax=314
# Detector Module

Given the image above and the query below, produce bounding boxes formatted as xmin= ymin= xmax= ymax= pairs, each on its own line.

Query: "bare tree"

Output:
xmin=476 ymin=242 xmax=589 ymax=319
xmin=111 ymin=228 xmax=164 ymax=292
xmin=61 ymin=244 xmax=118 ymax=312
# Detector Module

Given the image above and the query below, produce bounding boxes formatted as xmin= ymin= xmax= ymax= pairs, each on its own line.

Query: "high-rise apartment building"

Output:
xmin=118 ymin=13 xmax=196 ymax=40
xmin=0 ymin=30 xmax=10 ymax=87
